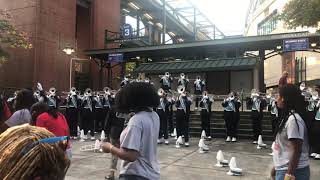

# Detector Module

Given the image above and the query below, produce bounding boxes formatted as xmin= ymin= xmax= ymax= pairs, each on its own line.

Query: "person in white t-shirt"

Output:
xmin=102 ymin=82 xmax=160 ymax=180
xmin=271 ymin=84 xmax=311 ymax=180
xmin=0 ymin=89 xmax=34 ymax=134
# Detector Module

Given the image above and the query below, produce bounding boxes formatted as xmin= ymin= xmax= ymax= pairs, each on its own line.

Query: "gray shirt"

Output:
xmin=272 ymin=113 xmax=309 ymax=170
xmin=5 ymin=109 xmax=31 ymax=127
xmin=119 ymin=111 xmax=160 ymax=180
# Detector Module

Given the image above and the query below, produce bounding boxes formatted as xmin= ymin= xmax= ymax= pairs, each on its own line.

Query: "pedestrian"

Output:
xmin=278 ymin=71 xmax=289 ymax=89
xmin=31 ymin=102 xmax=72 ymax=159
xmin=102 ymin=82 xmax=160 ymax=180
xmin=0 ymin=89 xmax=34 ymax=134
xmin=0 ymin=124 xmax=70 ymax=180
xmin=270 ymin=84 xmax=311 ymax=180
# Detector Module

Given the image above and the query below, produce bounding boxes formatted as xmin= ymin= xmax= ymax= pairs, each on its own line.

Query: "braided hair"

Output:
xmin=0 ymin=124 xmax=70 ymax=180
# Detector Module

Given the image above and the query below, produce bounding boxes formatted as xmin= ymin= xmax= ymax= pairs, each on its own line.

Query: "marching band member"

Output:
xmin=167 ymin=93 xmax=175 ymax=137
xmin=268 ymin=94 xmax=278 ymax=137
xmin=94 ymin=92 xmax=105 ymax=133
xmin=80 ymin=88 xmax=96 ymax=141
xmin=311 ymin=91 xmax=320 ymax=160
xmin=194 ymin=76 xmax=205 ymax=110
xmin=160 ymin=72 xmax=173 ymax=92
xmin=233 ymin=92 xmax=241 ymax=142
xmin=156 ymin=88 xmax=170 ymax=145
xmin=47 ymin=87 xmax=61 ymax=109
xmin=120 ymin=76 xmax=130 ymax=88
xmin=222 ymin=92 xmax=236 ymax=142
xmin=65 ymin=87 xmax=81 ymax=139
xmin=178 ymin=73 xmax=189 ymax=90
xmin=175 ymin=86 xmax=192 ymax=148
xmin=247 ymin=89 xmax=267 ymax=143
xmin=199 ymin=91 xmax=212 ymax=139
xmin=102 ymin=87 xmax=114 ymax=132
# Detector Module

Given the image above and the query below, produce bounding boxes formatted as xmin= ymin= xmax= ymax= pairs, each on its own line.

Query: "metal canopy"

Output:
xmin=121 ymin=0 xmax=225 ymax=42
xmin=134 ymin=57 xmax=258 ymax=74
xmin=85 ymin=31 xmax=320 ymax=60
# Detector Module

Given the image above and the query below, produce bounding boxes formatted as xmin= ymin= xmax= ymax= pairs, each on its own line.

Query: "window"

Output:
xmin=257 ymin=10 xmax=278 ymax=35
xmin=295 ymin=57 xmax=307 ymax=83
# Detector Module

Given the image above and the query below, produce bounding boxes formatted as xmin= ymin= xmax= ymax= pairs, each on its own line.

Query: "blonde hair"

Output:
xmin=0 ymin=124 xmax=70 ymax=180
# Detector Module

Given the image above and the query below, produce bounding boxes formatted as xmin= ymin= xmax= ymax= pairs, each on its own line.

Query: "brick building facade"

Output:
xmin=0 ymin=0 xmax=121 ymax=92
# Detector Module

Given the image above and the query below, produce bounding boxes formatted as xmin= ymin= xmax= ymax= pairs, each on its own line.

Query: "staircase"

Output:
xmin=186 ymin=111 xmax=274 ymax=141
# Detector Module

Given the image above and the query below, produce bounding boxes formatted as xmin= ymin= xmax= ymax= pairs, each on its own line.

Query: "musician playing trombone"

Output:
xmin=175 ymin=86 xmax=192 ymax=147
xmin=64 ymin=87 xmax=81 ymax=139
xmin=194 ymin=75 xmax=205 ymax=110
xmin=160 ymin=72 xmax=173 ymax=92
xmin=178 ymin=73 xmax=189 ymax=91
xmin=199 ymin=91 xmax=212 ymax=139
xmin=156 ymin=88 xmax=171 ymax=145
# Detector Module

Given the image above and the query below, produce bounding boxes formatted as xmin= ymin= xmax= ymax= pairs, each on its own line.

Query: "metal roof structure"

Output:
xmin=121 ymin=0 xmax=225 ymax=42
xmin=85 ymin=31 xmax=320 ymax=60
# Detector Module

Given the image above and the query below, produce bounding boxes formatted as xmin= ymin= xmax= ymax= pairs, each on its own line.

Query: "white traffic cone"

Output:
xmin=257 ymin=135 xmax=267 ymax=149
xmin=227 ymin=157 xmax=243 ymax=176
xmin=198 ymin=138 xmax=209 ymax=153
xmin=80 ymin=130 xmax=85 ymax=142
xmin=94 ymin=139 xmax=101 ymax=152
xmin=100 ymin=130 xmax=106 ymax=141
xmin=215 ymin=150 xmax=229 ymax=167
xmin=201 ymin=130 xmax=206 ymax=139
xmin=175 ymin=136 xmax=183 ymax=148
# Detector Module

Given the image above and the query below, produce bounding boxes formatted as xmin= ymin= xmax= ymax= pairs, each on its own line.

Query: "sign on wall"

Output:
xmin=283 ymin=38 xmax=309 ymax=52
xmin=122 ymin=24 xmax=133 ymax=38
xmin=108 ymin=53 xmax=124 ymax=62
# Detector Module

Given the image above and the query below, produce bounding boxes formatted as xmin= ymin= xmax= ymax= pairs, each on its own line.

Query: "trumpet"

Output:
xmin=158 ymin=88 xmax=165 ymax=97
xmin=49 ymin=87 xmax=56 ymax=95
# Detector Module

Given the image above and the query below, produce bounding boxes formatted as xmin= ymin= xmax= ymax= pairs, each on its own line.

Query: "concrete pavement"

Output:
xmin=66 ymin=137 xmax=320 ymax=180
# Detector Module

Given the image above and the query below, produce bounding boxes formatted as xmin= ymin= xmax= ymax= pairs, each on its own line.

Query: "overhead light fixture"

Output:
xmin=144 ymin=13 xmax=153 ymax=20
xmin=129 ymin=2 xmax=140 ymax=10
xmin=156 ymin=23 xmax=163 ymax=28
xmin=311 ymin=43 xmax=317 ymax=47
xmin=122 ymin=9 xmax=130 ymax=13
xmin=63 ymin=47 xmax=75 ymax=55
xmin=136 ymin=56 xmax=140 ymax=60
xmin=148 ymin=21 xmax=154 ymax=25
xmin=168 ymin=31 xmax=176 ymax=36
xmin=276 ymin=45 xmax=282 ymax=50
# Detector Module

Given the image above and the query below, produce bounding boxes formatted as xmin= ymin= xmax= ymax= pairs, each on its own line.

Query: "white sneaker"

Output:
xmin=184 ymin=142 xmax=190 ymax=147
xmin=84 ymin=135 xmax=88 ymax=140
xmin=175 ymin=142 xmax=181 ymax=148
xmin=157 ymin=139 xmax=163 ymax=144
xmin=226 ymin=136 xmax=231 ymax=142
xmin=232 ymin=137 xmax=237 ymax=142
xmin=195 ymin=107 xmax=198 ymax=110
xmin=91 ymin=136 xmax=95 ymax=140
xmin=252 ymin=141 xmax=258 ymax=144
xmin=310 ymin=153 xmax=317 ymax=157
xmin=207 ymin=136 xmax=212 ymax=140
xmin=315 ymin=154 xmax=320 ymax=160
xmin=80 ymin=138 xmax=85 ymax=142
xmin=164 ymin=140 xmax=169 ymax=145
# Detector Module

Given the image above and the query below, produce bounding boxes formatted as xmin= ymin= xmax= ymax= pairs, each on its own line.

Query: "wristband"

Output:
xmin=284 ymin=174 xmax=295 ymax=180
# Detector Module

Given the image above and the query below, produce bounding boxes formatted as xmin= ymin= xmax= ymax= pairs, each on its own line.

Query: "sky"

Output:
xmin=191 ymin=0 xmax=251 ymax=36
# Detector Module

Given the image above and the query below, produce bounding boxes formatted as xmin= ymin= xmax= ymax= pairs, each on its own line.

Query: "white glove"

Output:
xmin=37 ymin=82 xmax=43 ymax=91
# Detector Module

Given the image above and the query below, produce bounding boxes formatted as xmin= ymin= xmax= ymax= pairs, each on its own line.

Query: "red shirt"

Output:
xmin=36 ymin=112 xmax=69 ymax=138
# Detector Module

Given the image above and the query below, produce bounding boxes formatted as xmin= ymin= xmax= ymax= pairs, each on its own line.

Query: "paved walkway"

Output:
xmin=66 ymin=137 xmax=320 ymax=180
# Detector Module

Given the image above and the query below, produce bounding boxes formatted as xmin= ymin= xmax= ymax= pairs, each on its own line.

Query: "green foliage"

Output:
xmin=0 ymin=9 xmax=32 ymax=63
xmin=281 ymin=0 xmax=320 ymax=29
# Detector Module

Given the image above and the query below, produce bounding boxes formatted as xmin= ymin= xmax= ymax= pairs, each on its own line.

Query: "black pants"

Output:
xmin=271 ymin=114 xmax=278 ymax=138
xmin=251 ymin=110 xmax=262 ymax=140
xmin=201 ymin=109 xmax=211 ymax=136
xmin=195 ymin=95 xmax=201 ymax=108
xmin=95 ymin=108 xmax=106 ymax=132
xmin=157 ymin=109 xmax=168 ymax=139
xmin=66 ymin=108 xmax=78 ymax=137
xmin=81 ymin=109 xmax=94 ymax=136
xmin=176 ymin=109 xmax=189 ymax=142
xmin=224 ymin=111 xmax=234 ymax=137
xmin=311 ymin=121 xmax=320 ymax=153
xmin=233 ymin=111 xmax=240 ymax=138
xmin=168 ymin=110 xmax=174 ymax=134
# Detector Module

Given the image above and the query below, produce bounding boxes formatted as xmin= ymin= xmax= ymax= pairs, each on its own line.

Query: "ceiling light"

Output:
xmin=144 ymin=13 xmax=153 ymax=20
xmin=311 ymin=43 xmax=317 ymax=47
xmin=122 ymin=9 xmax=130 ymax=13
xmin=156 ymin=23 xmax=163 ymax=28
xmin=168 ymin=31 xmax=176 ymax=36
xmin=276 ymin=46 xmax=282 ymax=50
xmin=62 ymin=47 xmax=75 ymax=55
xmin=129 ymin=2 xmax=140 ymax=10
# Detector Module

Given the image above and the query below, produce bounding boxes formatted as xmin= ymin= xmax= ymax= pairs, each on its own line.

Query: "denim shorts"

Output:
xmin=276 ymin=166 xmax=310 ymax=180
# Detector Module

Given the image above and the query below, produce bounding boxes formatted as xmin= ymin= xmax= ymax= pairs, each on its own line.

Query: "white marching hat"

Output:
xmin=227 ymin=157 xmax=243 ymax=176
xmin=215 ymin=150 xmax=229 ymax=167
xmin=175 ymin=136 xmax=183 ymax=148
